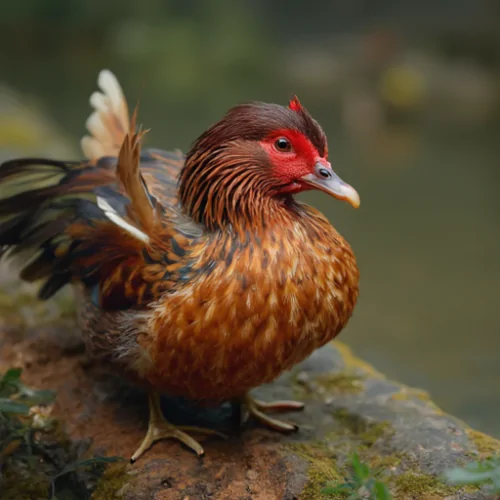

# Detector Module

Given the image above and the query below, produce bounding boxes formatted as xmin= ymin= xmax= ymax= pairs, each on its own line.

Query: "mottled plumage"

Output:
xmin=0 ymin=70 xmax=360 ymax=459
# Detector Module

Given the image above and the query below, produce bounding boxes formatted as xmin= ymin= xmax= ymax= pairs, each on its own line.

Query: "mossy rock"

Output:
xmin=253 ymin=341 xmax=499 ymax=499
xmin=2 ymin=309 xmax=499 ymax=498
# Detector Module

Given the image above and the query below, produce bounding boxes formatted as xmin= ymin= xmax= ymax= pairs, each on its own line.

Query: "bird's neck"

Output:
xmin=179 ymin=147 xmax=293 ymax=233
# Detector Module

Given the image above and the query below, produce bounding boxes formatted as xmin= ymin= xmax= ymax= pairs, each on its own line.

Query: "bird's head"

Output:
xmin=180 ymin=97 xmax=359 ymax=230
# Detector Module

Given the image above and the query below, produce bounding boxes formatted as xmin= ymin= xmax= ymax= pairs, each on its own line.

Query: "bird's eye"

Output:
xmin=274 ymin=137 xmax=292 ymax=152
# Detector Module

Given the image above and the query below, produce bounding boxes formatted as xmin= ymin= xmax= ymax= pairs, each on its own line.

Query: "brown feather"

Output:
xmin=115 ymin=106 xmax=156 ymax=235
xmin=146 ymin=203 xmax=359 ymax=402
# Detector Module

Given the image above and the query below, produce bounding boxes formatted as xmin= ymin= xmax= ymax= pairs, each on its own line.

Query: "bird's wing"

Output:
xmin=139 ymin=147 xmax=185 ymax=208
xmin=0 ymin=145 xmax=195 ymax=311
xmin=0 ymin=70 xmax=199 ymax=310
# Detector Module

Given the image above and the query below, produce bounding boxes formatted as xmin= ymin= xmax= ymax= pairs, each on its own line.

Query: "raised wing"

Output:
xmin=0 ymin=70 xmax=198 ymax=310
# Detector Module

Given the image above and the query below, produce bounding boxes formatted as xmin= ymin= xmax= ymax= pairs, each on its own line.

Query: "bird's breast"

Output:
xmin=147 ymin=223 xmax=359 ymax=402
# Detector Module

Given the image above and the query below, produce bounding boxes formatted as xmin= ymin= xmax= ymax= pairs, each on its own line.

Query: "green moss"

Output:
xmin=292 ymin=371 xmax=365 ymax=402
xmin=390 ymin=388 xmax=430 ymax=402
xmin=287 ymin=442 xmax=343 ymax=500
xmin=285 ymin=410 xmax=398 ymax=499
xmin=92 ymin=462 xmax=131 ymax=500
xmin=293 ymin=427 xmax=489 ymax=499
xmin=466 ymin=429 xmax=500 ymax=459
xmin=286 ymin=343 xmax=500 ymax=499
xmin=368 ymin=454 xmax=402 ymax=472
xmin=331 ymin=408 xmax=392 ymax=448
xmin=289 ymin=407 xmax=468 ymax=499
xmin=287 ymin=410 xmax=489 ymax=498
xmin=392 ymin=471 xmax=456 ymax=498
xmin=1 ymin=469 xmax=51 ymax=500
xmin=389 ymin=388 xmax=445 ymax=416
xmin=302 ymin=464 xmax=344 ymax=500
xmin=314 ymin=373 xmax=364 ymax=394
xmin=334 ymin=341 xmax=441 ymax=412
xmin=333 ymin=341 xmax=385 ymax=380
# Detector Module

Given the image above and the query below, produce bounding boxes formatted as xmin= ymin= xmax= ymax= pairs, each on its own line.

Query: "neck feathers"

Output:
xmin=179 ymin=143 xmax=288 ymax=232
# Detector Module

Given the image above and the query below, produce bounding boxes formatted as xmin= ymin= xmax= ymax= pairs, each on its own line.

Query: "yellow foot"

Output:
xmin=130 ymin=392 xmax=227 ymax=463
xmin=242 ymin=394 xmax=304 ymax=432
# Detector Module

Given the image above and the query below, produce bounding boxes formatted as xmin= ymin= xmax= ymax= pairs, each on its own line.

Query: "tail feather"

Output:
xmin=115 ymin=108 xmax=159 ymax=237
xmin=81 ymin=70 xmax=130 ymax=161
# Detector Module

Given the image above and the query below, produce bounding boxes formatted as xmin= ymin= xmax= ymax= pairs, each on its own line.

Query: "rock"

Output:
xmin=1 ymin=303 xmax=499 ymax=500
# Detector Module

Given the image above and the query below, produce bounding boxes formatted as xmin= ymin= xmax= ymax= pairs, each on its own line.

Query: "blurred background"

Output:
xmin=0 ymin=1 xmax=499 ymax=436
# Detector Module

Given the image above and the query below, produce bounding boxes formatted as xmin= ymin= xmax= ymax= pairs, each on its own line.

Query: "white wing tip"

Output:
xmin=96 ymin=196 xmax=150 ymax=244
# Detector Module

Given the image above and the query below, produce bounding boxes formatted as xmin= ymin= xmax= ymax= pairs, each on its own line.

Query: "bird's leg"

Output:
xmin=130 ymin=391 xmax=226 ymax=463
xmin=235 ymin=393 xmax=305 ymax=432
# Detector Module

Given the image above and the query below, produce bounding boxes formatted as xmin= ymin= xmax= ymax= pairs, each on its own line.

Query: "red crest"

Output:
xmin=288 ymin=95 xmax=303 ymax=112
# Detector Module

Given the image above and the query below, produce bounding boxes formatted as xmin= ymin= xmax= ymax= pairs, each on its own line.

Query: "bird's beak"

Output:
xmin=301 ymin=161 xmax=360 ymax=208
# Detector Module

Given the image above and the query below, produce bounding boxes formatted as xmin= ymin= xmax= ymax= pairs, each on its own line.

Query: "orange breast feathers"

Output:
xmin=144 ymin=209 xmax=359 ymax=403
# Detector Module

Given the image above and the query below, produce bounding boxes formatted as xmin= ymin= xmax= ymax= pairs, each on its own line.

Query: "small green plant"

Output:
xmin=322 ymin=452 xmax=392 ymax=499
xmin=49 ymin=455 xmax=123 ymax=499
xmin=0 ymin=367 xmax=55 ymax=412
xmin=0 ymin=367 xmax=56 ymax=462
xmin=445 ymin=456 xmax=500 ymax=493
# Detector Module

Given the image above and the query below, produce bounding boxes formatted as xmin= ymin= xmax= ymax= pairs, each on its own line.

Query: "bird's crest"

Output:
xmin=288 ymin=95 xmax=303 ymax=112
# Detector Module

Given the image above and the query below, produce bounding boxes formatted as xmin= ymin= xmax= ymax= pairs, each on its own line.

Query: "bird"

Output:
xmin=0 ymin=70 xmax=360 ymax=462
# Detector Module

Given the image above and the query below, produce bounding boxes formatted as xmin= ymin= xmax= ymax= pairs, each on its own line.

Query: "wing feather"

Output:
xmin=0 ymin=69 xmax=199 ymax=310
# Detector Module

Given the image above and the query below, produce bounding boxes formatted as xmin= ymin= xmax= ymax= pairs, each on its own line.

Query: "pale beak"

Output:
xmin=301 ymin=162 xmax=360 ymax=208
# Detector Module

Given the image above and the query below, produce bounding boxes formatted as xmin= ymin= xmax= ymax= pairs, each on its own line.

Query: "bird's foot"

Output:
xmin=241 ymin=394 xmax=304 ymax=432
xmin=130 ymin=420 xmax=225 ymax=463
xmin=130 ymin=392 xmax=227 ymax=463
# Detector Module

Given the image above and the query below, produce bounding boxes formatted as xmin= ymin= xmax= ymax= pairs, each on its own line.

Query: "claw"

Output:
xmin=252 ymin=399 xmax=305 ymax=412
xmin=130 ymin=392 xmax=227 ymax=463
xmin=242 ymin=394 xmax=304 ymax=433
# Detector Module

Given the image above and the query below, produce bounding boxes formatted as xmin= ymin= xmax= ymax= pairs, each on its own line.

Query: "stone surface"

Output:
xmin=0 ymin=274 xmax=499 ymax=499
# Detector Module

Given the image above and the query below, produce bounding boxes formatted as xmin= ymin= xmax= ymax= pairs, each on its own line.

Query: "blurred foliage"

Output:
xmin=0 ymin=368 xmax=121 ymax=500
xmin=1 ymin=0 xmax=282 ymax=149
xmin=445 ymin=457 xmax=500 ymax=494
xmin=2 ymin=0 xmax=499 ymax=151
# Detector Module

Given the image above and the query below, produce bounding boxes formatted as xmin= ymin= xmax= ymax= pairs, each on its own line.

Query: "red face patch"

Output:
xmin=260 ymin=129 xmax=323 ymax=193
